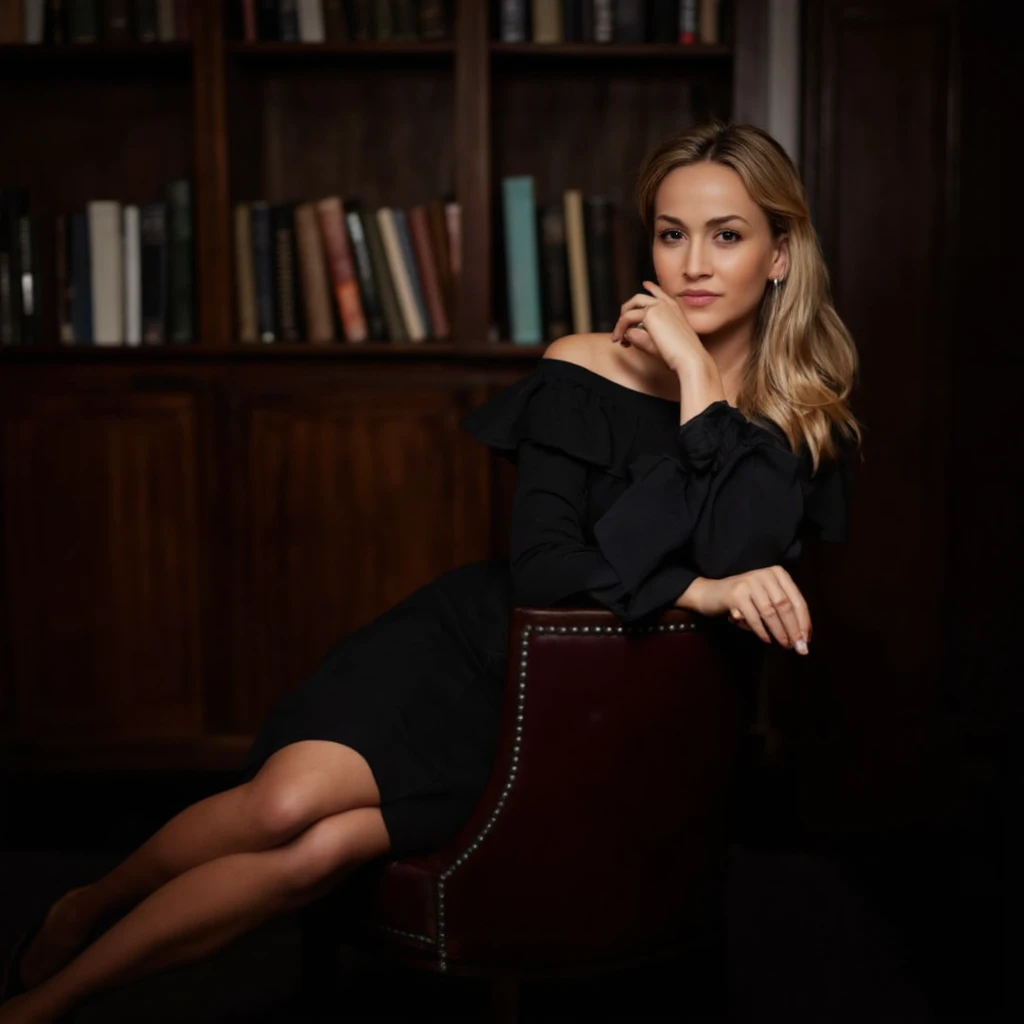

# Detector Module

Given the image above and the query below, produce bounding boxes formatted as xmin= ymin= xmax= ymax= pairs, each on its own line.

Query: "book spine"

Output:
xmin=87 ymin=200 xmax=124 ymax=345
xmin=0 ymin=2 xmax=25 ymax=42
xmin=166 ymin=178 xmax=193 ymax=343
xmin=321 ymin=0 xmax=348 ymax=40
xmin=249 ymin=201 xmax=277 ymax=342
xmin=500 ymin=0 xmax=527 ymax=42
xmin=593 ymin=0 xmax=613 ymax=42
xmin=376 ymin=208 xmax=426 ymax=342
xmin=583 ymin=196 xmax=616 ymax=332
xmin=70 ymin=210 xmax=94 ymax=344
xmin=392 ymin=209 xmax=430 ymax=338
xmin=123 ymin=204 xmax=141 ymax=345
xmin=699 ymin=0 xmax=719 ymax=43
xmin=315 ymin=197 xmax=368 ymax=343
xmin=104 ymin=0 xmax=131 ymax=42
xmin=679 ymin=0 xmax=698 ymax=43
xmin=392 ymin=0 xmax=418 ymax=39
xmin=614 ymin=0 xmax=645 ymax=43
xmin=0 ymin=189 xmax=28 ymax=345
xmin=278 ymin=0 xmax=300 ymax=40
xmin=538 ymin=203 xmax=571 ymax=341
xmin=54 ymin=213 xmax=72 ymax=344
xmin=234 ymin=203 xmax=258 ymax=342
xmin=272 ymin=204 xmax=302 ymax=341
xmin=532 ymin=0 xmax=561 ymax=44
xmin=293 ymin=201 xmax=335 ymax=343
xmin=67 ymin=0 xmax=99 ymax=42
xmin=296 ymin=0 xmax=326 ymax=41
xmin=344 ymin=203 xmax=387 ymax=340
xmin=418 ymin=0 xmax=450 ymax=41
xmin=139 ymin=202 xmax=167 ymax=342
xmin=501 ymin=176 xmax=543 ymax=344
xmin=649 ymin=0 xmax=677 ymax=43
xmin=360 ymin=205 xmax=406 ymax=342
xmin=134 ymin=0 xmax=159 ymax=41
xmin=156 ymin=0 xmax=175 ymax=40
xmin=563 ymin=188 xmax=591 ymax=334
xmin=444 ymin=201 xmax=461 ymax=281
xmin=407 ymin=205 xmax=450 ymax=340
xmin=425 ymin=199 xmax=453 ymax=328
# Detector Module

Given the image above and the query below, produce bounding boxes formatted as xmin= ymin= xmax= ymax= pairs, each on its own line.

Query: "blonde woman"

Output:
xmin=1 ymin=121 xmax=861 ymax=1023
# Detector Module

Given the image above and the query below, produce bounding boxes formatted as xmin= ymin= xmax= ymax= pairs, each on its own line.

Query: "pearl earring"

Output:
xmin=772 ymin=278 xmax=781 ymax=288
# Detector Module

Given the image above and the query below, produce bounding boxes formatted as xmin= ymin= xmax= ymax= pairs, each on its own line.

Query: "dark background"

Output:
xmin=0 ymin=1 xmax=1016 ymax=1020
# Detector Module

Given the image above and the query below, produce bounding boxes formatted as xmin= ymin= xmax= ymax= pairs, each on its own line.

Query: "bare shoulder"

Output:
xmin=542 ymin=334 xmax=609 ymax=369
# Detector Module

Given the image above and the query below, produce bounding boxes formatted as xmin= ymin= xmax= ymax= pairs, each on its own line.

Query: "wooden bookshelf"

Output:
xmin=0 ymin=0 xmax=768 ymax=770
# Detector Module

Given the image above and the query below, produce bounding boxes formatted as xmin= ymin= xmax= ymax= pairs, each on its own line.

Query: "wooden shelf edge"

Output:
xmin=224 ymin=41 xmax=454 ymax=55
xmin=0 ymin=343 xmax=548 ymax=362
xmin=0 ymin=42 xmax=192 ymax=56
xmin=490 ymin=42 xmax=732 ymax=58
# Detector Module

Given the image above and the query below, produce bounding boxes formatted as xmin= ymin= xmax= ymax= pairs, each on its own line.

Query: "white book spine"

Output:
xmin=297 ymin=0 xmax=326 ymax=42
xmin=123 ymin=205 xmax=141 ymax=346
xmin=376 ymin=208 xmax=426 ymax=342
xmin=87 ymin=201 xmax=124 ymax=346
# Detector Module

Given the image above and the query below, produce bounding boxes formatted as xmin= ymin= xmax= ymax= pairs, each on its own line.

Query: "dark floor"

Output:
xmin=0 ymin=769 xmax=1006 ymax=1022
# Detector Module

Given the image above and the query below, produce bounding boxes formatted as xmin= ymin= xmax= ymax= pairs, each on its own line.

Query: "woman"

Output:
xmin=0 ymin=121 xmax=861 ymax=1022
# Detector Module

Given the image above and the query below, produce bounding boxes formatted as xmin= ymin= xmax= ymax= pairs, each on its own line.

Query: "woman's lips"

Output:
xmin=680 ymin=293 xmax=719 ymax=307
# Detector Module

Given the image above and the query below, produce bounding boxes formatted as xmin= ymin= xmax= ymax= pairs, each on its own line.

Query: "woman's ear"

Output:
xmin=770 ymin=235 xmax=790 ymax=281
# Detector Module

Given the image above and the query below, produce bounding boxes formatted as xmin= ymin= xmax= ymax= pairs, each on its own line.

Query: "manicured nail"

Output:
xmin=795 ymin=639 xmax=808 ymax=655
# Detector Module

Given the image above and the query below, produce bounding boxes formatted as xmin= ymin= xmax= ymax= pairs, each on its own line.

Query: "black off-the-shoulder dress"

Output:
xmin=240 ymin=358 xmax=853 ymax=857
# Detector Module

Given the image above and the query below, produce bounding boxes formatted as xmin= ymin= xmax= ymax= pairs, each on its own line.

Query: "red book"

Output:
xmin=316 ymin=197 xmax=368 ymax=343
xmin=407 ymin=205 xmax=450 ymax=339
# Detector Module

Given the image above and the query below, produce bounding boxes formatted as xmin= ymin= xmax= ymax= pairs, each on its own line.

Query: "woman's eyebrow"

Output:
xmin=655 ymin=214 xmax=751 ymax=227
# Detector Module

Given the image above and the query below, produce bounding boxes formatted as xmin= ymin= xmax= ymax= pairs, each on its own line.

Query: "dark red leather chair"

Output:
xmin=301 ymin=605 xmax=760 ymax=1021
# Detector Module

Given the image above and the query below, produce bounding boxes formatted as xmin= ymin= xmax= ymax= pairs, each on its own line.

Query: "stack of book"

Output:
xmin=227 ymin=0 xmax=454 ymax=43
xmin=501 ymin=176 xmax=647 ymax=346
xmin=3 ymin=1 xmax=192 ymax=45
xmin=497 ymin=0 xmax=725 ymax=44
xmin=0 ymin=180 xmax=194 ymax=347
xmin=234 ymin=196 xmax=460 ymax=344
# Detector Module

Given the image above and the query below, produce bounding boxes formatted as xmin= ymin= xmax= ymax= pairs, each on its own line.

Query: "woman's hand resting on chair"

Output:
xmin=676 ymin=566 xmax=811 ymax=654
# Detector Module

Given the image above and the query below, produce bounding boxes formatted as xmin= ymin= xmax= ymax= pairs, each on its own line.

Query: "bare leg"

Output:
xmin=17 ymin=741 xmax=380 ymax=989
xmin=0 ymin=805 xmax=390 ymax=1024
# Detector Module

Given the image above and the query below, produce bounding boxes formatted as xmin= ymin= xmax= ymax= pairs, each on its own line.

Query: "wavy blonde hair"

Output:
xmin=636 ymin=121 xmax=863 ymax=472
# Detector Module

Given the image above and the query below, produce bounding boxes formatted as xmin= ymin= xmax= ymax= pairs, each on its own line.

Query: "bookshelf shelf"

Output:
xmin=0 ymin=342 xmax=549 ymax=362
xmin=224 ymin=41 xmax=455 ymax=57
xmin=0 ymin=42 xmax=192 ymax=64
xmin=490 ymin=42 xmax=732 ymax=59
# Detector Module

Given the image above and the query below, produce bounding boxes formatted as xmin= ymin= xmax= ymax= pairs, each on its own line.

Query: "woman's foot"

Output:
xmin=15 ymin=887 xmax=98 ymax=991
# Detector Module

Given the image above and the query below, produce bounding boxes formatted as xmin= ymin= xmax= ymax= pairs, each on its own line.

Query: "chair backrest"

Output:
xmin=436 ymin=606 xmax=759 ymax=971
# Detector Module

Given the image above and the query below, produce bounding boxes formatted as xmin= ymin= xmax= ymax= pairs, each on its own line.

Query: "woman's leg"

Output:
xmin=0 ymin=805 xmax=390 ymax=1024
xmin=17 ymin=740 xmax=381 ymax=989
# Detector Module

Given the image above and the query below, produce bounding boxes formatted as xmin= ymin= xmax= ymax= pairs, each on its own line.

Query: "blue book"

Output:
xmin=392 ymin=208 xmax=430 ymax=337
xmin=502 ymin=176 xmax=543 ymax=345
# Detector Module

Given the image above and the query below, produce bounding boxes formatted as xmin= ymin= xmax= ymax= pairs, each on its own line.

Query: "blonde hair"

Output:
xmin=636 ymin=121 xmax=863 ymax=472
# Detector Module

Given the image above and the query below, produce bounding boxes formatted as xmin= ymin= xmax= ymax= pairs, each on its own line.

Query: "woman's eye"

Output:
xmin=718 ymin=230 xmax=741 ymax=243
xmin=658 ymin=229 xmax=683 ymax=242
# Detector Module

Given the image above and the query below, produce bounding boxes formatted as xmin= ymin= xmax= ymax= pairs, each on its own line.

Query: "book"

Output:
xmin=293 ymin=201 xmax=335 ymax=343
xmin=376 ymin=207 xmax=426 ymax=342
xmin=343 ymin=200 xmax=388 ymax=340
xmin=249 ymin=201 xmax=277 ymax=342
xmin=140 ymin=201 xmax=167 ymax=343
xmin=123 ymin=204 xmax=141 ymax=345
xmin=563 ymin=188 xmax=591 ymax=334
xmin=316 ymin=196 xmax=368 ymax=343
xmin=87 ymin=200 xmax=124 ymax=345
xmin=392 ymin=208 xmax=431 ymax=338
xmin=166 ymin=178 xmax=194 ymax=343
xmin=234 ymin=203 xmax=259 ymax=342
xmin=501 ymin=176 xmax=543 ymax=344
xmin=70 ymin=210 xmax=93 ymax=344
xmin=584 ymin=196 xmax=616 ymax=332
xmin=408 ymin=205 xmax=450 ymax=339
xmin=358 ymin=202 xmax=406 ymax=342
xmin=272 ymin=202 xmax=302 ymax=341
xmin=538 ymin=203 xmax=571 ymax=341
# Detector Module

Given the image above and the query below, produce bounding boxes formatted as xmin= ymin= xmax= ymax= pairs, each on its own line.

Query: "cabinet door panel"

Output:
xmin=1 ymin=393 xmax=202 ymax=742
xmin=228 ymin=385 xmax=490 ymax=733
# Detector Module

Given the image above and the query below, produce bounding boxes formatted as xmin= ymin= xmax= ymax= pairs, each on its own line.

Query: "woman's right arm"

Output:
xmin=508 ymin=440 xmax=698 ymax=622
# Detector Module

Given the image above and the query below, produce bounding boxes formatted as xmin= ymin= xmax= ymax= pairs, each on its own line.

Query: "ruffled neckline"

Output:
xmin=537 ymin=357 xmax=682 ymax=413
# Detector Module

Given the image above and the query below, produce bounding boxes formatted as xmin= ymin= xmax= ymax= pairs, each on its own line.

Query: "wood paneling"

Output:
xmin=798 ymin=0 xmax=964 ymax=830
xmin=223 ymin=376 xmax=491 ymax=732
xmin=0 ymin=391 xmax=202 ymax=741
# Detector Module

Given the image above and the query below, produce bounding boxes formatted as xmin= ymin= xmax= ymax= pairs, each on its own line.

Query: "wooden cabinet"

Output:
xmin=1 ymin=385 xmax=203 ymax=745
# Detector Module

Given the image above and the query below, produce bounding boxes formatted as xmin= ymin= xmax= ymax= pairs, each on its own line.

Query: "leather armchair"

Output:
xmin=300 ymin=605 xmax=761 ymax=1021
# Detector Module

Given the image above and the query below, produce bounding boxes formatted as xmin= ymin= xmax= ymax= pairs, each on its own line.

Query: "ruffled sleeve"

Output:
xmin=594 ymin=401 xmax=853 ymax=584
xmin=460 ymin=361 xmax=615 ymax=470
xmin=462 ymin=362 xmax=698 ymax=621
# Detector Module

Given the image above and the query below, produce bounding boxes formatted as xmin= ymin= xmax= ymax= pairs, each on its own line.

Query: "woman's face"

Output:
xmin=651 ymin=162 xmax=788 ymax=340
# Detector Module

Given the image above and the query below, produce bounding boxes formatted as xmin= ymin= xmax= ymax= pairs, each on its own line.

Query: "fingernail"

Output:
xmin=796 ymin=639 xmax=808 ymax=655
xmin=621 ymin=340 xmax=631 ymax=347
